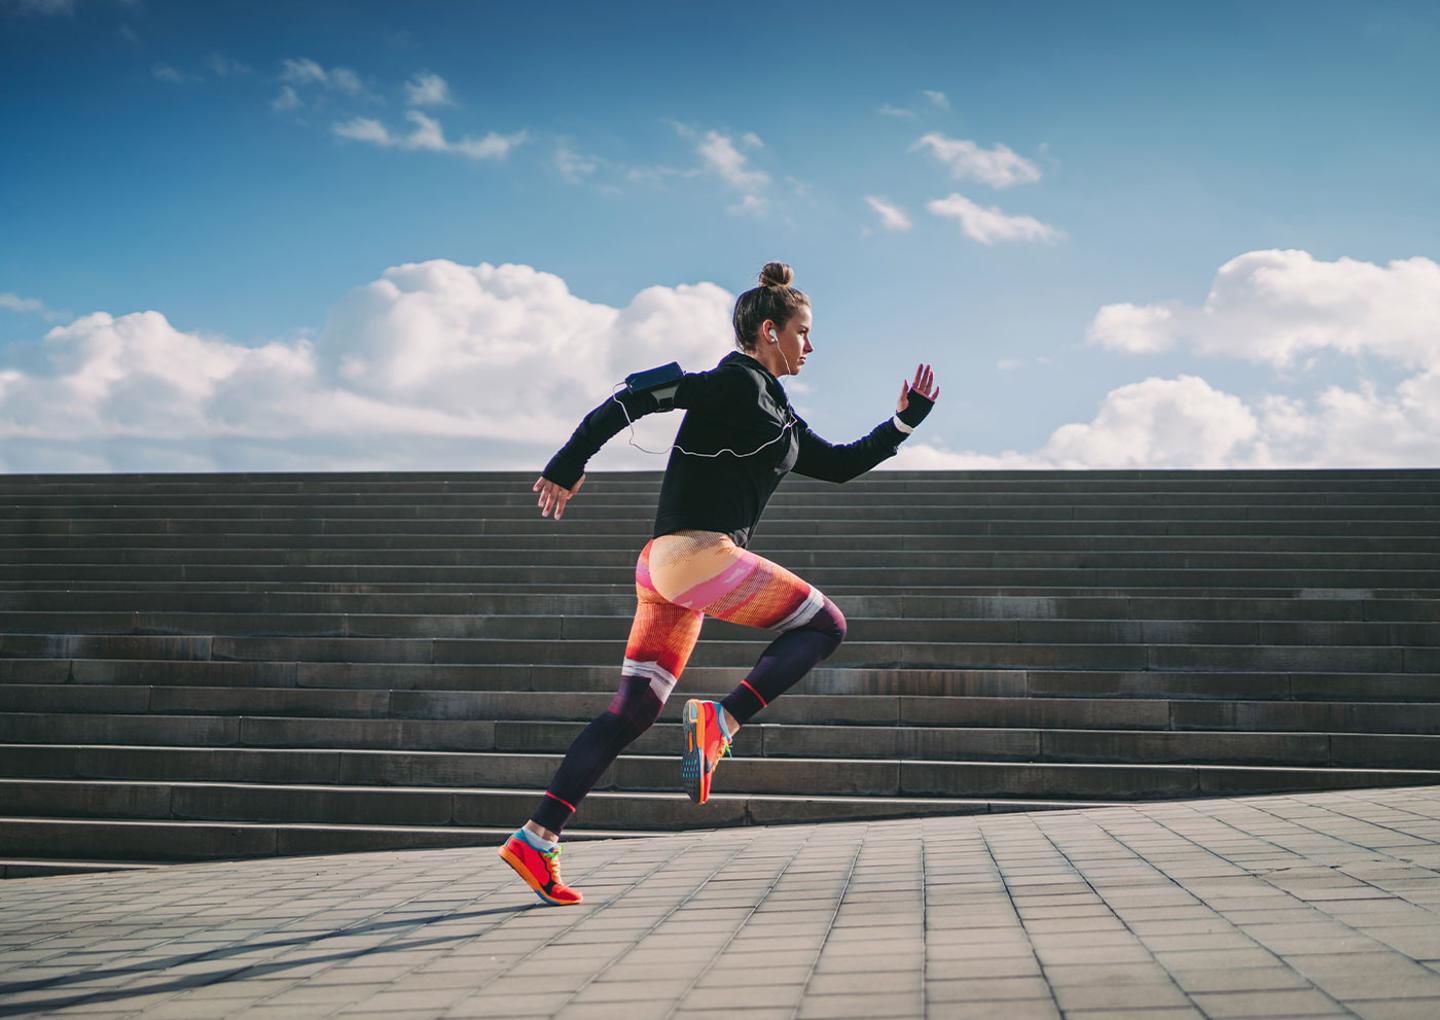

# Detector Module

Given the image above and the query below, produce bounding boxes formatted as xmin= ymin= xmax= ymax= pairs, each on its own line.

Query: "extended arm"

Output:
xmin=792 ymin=370 xmax=937 ymax=483
xmin=541 ymin=366 xmax=740 ymax=489
xmin=792 ymin=414 xmax=911 ymax=483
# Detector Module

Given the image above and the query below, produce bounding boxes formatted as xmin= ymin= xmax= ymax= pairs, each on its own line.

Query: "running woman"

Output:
xmin=498 ymin=262 xmax=939 ymax=905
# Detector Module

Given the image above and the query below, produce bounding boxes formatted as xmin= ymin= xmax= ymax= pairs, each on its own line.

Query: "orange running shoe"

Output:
xmin=498 ymin=831 xmax=583 ymax=906
xmin=682 ymin=698 xmax=733 ymax=805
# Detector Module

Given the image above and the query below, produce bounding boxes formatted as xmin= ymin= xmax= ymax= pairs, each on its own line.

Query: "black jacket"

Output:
xmin=543 ymin=349 xmax=914 ymax=548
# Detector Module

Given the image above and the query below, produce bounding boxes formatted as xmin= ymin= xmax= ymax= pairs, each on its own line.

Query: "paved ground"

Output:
xmin=2 ymin=787 xmax=1439 ymax=1020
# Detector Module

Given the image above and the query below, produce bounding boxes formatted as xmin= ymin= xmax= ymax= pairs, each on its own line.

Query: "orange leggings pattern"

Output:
xmin=623 ymin=529 xmax=827 ymax=705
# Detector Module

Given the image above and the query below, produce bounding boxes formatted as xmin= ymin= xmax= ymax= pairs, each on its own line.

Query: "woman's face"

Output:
xmin=768 ymin=306 xmax=814 ymax=375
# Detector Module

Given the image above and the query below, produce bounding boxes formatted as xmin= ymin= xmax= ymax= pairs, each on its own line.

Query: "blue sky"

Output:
xmin=2 ymin=0 xmax=1438 ymax=473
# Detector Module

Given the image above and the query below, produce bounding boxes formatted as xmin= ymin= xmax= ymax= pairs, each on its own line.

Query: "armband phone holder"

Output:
xmin=625 ymin=361 xmax=684 ymax=410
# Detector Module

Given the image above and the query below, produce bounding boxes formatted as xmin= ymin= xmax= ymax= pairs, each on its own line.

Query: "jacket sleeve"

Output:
xmin=541 ymin=366 xmax=742 ymax=489
xmin=791 ymin=411 xmax=910 ymax=484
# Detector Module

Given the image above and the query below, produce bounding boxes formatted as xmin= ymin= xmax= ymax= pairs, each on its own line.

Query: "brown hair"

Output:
xmin=732 ymin=261 xmax=810 ymax=353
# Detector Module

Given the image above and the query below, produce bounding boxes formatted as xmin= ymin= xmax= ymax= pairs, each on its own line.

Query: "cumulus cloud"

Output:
xmin=1088 ymin=250 xmax=1440 ymax=368
xmin=891 ymin=248 xmax=1440 ymax=470
xmin=922 ymin=89 xmax=949 ymax=109
xmin=891 ymin=368 xmax=1440 ymax=470
xmin=0 ymin=261 xmax=739 ymax=473
xmin=404 ymin=71 xmax=452 ymax=106
xmin=927 ymin=193 xmax=1063 ymax=245
xmin=333 ymin=110 xmax=527 ymax=161
xmin=912 ymin=132 xmax=1042 ymax=188
xmin=878 ymin=104 xmax=917 ymax=119
xmin=864 ymin=196 xmax=913 ymax=231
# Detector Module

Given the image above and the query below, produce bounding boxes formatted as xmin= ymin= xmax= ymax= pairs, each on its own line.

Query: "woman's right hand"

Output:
xmin=533 ymin=473 xmax=585 ymax=520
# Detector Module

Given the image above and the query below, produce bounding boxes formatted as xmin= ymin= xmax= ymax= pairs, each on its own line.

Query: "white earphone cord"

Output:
xmin=611 ymin=336 xmax=796 ymax=459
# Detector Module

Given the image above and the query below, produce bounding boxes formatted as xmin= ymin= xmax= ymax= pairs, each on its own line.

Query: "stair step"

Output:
xmin=4 ymin=610 xmax=1439 ymax=648
xmin=6 ymin=659 xmax=1439 ymax=701
xmin=0 ymin=816 xmax=656 ymax=863
xmin=6 ymin=684 xmax=1440 ymax=733
xmin=1 ymin=591 xmax=1437 ymax=623
xmin=3 ymin=752 xmax=1437 ymax=804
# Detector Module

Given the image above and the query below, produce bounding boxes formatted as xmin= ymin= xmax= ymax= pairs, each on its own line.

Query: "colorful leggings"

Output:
xmin=529 ymin=529 xmax=848 ymax=833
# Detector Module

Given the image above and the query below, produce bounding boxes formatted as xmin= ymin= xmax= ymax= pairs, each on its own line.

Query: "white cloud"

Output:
xmin=1086 ymin=302 xmax=1175 ymax=353
xmin=927 ymin=193 xmax=1063 ymax=245
xmin=662 ymin=123 xmax=771 ymax=213
xmin=912 ymin=132 xmax=1042 ymax=188
xmin=1038 ymin=375 xmax=1258 ymax=468
xmin=922 ymin=89 xmax=949 ymax=109
xmin=696 ymin=129 xmax=769 ymax=192
xmin=884 ymin=375 xmax=1260 ymax=469
xmin=1088 ymin=250 xmax=1440 ymax=369
xmin=333 ymin=116 xmax=390 ymax=145
xmin=727 ymin=194 xmax=768 ymax=217
xmin=996 ymin=358 xmax=1025 ymax=371
xmin=151 ymin=63 xmax=195 ymax=85
xmin=404 ymin=71 xmax=452 ymax=106
xmin=864 ymin=196 xmax=912 ymax=232
xmin=280 ymin=58 xmax=366 ymax=97
xmin=554 ymin=140 xmax=599 ymax=182
xmin=892 ymin=367 xmax=1440 ymax=470
xmin=878 ymin=104 xmax=917 ymax=119
xmin=208 ymin=53 xmax=252 ymax=77
xmin=332 ymin=111 xmax=527 ymax=161
xmin=0 ymin=261 xmax=738 ymax=473
xmin=4 ymin=0 xmax=75 ymax=14
xmin=270 ymin=85 xmax=301 ymax=112
xmin=1 ymin=292 xmax=64 ymax=321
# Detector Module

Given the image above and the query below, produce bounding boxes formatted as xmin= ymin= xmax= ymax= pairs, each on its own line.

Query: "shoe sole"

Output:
xmin=498 ymin=843 xmax=582 ymax=906
xmin=682 ymin=698 xmax=708 ymax=805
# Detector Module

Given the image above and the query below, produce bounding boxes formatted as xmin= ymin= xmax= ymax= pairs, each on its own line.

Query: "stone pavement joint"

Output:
xmin=1 ymin=786 xmax=1439 ymax=1019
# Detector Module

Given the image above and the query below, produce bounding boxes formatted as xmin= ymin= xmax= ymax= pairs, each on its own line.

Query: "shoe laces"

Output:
xmin=543 ymin=844 xmax=564 ymax=877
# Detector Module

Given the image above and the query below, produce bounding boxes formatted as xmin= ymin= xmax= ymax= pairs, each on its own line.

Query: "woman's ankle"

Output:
xmin=524 ymin=821 xmax=559 ymax=842
xmin=719 ymin=705 xmax=741 ymax=737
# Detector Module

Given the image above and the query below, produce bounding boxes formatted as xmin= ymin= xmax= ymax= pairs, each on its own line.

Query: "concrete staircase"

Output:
xmin=2 ymin=469 xmax=1438 ymax=869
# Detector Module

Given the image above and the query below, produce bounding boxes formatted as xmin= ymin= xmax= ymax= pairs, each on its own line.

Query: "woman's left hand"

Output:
xmin=898 ymin=363 xmax=939 ymax=414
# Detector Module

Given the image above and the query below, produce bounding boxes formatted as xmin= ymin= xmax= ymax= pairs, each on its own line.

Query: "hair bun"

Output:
xmin=758 ymin=261 xmax=794 ymax=288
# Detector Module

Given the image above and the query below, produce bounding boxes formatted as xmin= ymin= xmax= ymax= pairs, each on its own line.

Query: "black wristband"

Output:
xmin=542 ymin=452 xmax=584 ymax=491
xmin=896 ymin=389 xmax=934 ymax=429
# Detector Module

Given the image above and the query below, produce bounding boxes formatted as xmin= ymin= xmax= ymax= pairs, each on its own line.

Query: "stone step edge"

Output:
xmin=5 ymin=750 xmax=1439 ymax=780
xmin=8 ymin=611 xmax=1440 ymax=629
xmin=8 ymin=633 xmax=1439 ymax=654
xmin=4 ymin=715 xmax=1437 ymax=741
xmin=5 ymin=584 xmax=1436 ymax=598
xmin=7 ymin=688 xmax=1440 ymax=725
xmin=0 ymin=816 xmax=660 ymax=844
xmin=9 ymin=660 xmax=1440 ymax=694
xmin=0 ymin=859 xmax=162 ymax=878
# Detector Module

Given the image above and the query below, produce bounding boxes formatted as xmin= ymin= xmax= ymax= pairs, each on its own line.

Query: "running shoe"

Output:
xmin=682 ymin=698 xmax=733 ymax=805
xmin=498 ymin=832 xmax=584 ymax=906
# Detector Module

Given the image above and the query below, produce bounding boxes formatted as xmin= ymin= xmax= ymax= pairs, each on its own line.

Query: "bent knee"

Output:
xmin=811 ymin=596 xmax=847 ymax=647
xmin=607 ymin=675 xmax=666 ymax=734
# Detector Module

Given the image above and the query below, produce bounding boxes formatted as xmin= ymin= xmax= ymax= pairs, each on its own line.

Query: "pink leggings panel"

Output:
xmin=623 ymin=529 xmax=826 ymax=702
